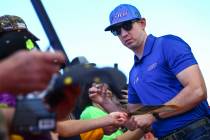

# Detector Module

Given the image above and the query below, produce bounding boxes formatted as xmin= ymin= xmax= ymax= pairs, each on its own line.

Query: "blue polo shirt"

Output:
xmin=128 ymin=34 xmax=210 ymax=138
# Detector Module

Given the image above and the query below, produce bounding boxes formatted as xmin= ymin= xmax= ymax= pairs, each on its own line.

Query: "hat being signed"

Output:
xmin=65 ymin=64 xmax=126 ymax=92
xmin=105 ymin=4 xmax=141 ymax=31
xmin=45 ymin=64 xmax=127 ymax=108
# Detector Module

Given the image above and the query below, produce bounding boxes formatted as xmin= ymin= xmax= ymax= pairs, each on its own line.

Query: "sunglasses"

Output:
xmin=111 ymin=20 xmax=138 ymax=36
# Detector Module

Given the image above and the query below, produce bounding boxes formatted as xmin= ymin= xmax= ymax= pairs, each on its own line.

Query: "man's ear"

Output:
xmin=138 ymin=18 xmax=146 ymax=29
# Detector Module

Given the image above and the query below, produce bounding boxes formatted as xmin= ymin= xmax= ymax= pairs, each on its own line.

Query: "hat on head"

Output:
xmin=0 ymin=31 xmax=40 ymax=60
xmin=70 ymin=56 xmax=96 ymax=67
xmin=70 ymin=56 xmax=89 ymax=65
xmin=105 ymin=4 xmax=141 ymax=31
xmin=0 ymin=15 xmax=40 ymax=60
xmin=0 ymin=15 xmax=39 ymax=40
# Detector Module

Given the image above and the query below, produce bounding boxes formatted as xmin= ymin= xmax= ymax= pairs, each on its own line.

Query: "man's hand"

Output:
xmin=0 ymin=50 xmax=65 ymax=94
xmin=133 ymin=114 xmax=156 ymax=132
xmin=106 ymin=112 xmax=128 ymax=126
xmin=124 ymin=113 xmax=156 ymax=132
xmin=123 ymin=116 xmax=138 ymax=131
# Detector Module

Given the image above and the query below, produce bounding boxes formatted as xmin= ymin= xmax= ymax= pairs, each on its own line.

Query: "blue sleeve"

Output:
xmin=128 ymin=80 xmax=141 ymax=104
xmin=162 ymin=36 xmax=197 ymax=75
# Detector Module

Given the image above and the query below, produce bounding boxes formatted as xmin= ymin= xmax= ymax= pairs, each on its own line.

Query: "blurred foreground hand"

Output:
xmin=0 ymin=50 xmax=65 ymax=94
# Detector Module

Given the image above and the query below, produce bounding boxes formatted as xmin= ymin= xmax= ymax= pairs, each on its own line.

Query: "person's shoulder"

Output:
xmin=155 ymin=34 xmax=190 ymax=51
xmin=84 ymin=106 xmax=101 ymax=111
xmin=80 ymin=106 xmax=94 ymax=119
xmin=81 ymin=106 xmax=98 ymax=114
xmin=80 ymin=106 xmax=107 ymax=119
xmin=158 ymin=34 xmax=187 ymax=44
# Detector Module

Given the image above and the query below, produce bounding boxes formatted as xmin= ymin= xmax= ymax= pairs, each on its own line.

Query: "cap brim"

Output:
xmin=104 ymin=25 xmax=113 ymax=31
xmin=58 ymin=65 xmax=127 ymax=97
xmin=104 ymin=18 xmax=141 ymax=31
xmin=104 ymin=22 xmax=122 ymax=31
xmin=104 ymin=20 xmax=130 ymax=31
xmin=26 ymin=30 xmax=39 ymax=41
xmin=97 ymin=67 xmax=127 ymax=98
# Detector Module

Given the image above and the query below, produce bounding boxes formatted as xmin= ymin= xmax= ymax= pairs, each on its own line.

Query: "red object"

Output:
xmin=51 ymin=84 xmax=81 ymax=121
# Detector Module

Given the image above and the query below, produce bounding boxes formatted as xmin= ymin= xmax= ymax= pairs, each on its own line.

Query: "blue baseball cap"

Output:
xmin=104 ymin=4 xmax=141 ymax=31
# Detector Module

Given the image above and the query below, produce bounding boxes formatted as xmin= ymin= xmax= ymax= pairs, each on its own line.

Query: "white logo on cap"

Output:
xmin=17 ymin=23 xmax=26 ymax=29
xmin=113 ymin=10 xmax=128 ymax=21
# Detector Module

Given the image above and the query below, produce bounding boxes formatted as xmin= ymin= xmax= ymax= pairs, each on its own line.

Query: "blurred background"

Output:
xmin=1 ymin=0 xmax=209 ymax=102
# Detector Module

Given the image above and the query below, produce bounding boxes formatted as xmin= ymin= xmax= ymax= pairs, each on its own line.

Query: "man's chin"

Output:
xmin=126 ymin=44 xmax=137 ymax=50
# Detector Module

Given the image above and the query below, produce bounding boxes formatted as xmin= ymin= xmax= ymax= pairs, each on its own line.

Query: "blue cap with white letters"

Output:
xmin=104 ymin=4 xmax=141 ymax=31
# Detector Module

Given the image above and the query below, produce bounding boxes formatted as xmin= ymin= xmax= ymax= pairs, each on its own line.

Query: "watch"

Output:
xmin=152 ymin=112 xmax=162 ymax=120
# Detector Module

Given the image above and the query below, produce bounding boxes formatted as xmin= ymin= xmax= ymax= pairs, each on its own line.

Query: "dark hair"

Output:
xmin=72 ymin=82 xmax=93 ymax=119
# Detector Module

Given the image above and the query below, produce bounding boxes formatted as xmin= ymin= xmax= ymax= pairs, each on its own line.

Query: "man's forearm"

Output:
xmin=158 ymin=65 xmax=207 ymax=119
xmin=159 ymin=86 xmax=206 ymax=119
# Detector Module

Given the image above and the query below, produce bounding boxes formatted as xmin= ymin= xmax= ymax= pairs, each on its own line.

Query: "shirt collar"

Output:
xmin=134 ymin=34 xmax=156 ymax=64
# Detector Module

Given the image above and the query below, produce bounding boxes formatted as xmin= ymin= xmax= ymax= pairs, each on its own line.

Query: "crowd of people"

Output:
xmin=0 ymin=3 xmax=209 ymax=140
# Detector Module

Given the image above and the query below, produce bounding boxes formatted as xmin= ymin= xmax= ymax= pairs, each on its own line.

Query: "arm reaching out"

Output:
xmin=56 ymin=112 xmax=127 ymax=137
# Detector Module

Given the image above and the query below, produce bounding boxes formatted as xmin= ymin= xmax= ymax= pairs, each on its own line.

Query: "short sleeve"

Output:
xmin=80 ymin=106 xmax=107 ymax=120
xmin=162 ymin=36 xmax=197 ymax=75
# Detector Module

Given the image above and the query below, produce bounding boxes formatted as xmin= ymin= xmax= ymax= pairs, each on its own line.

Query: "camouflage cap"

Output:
xmin=0 ymin=15 xmax=39 ymax=40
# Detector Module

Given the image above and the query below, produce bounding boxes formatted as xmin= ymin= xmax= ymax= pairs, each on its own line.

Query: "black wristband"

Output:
xmin=152 ymin=112 xmax=162 ymax=120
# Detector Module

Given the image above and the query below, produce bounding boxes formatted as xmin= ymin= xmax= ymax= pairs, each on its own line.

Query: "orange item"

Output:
xmin=10 ymin=134 xmax=24 ymax=140
xmin=80 ymin=128 xmax=104 ymax=140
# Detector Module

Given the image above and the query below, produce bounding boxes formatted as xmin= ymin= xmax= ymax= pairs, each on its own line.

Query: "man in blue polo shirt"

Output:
xmin=100 ymin=4 xmax=210 ymax=140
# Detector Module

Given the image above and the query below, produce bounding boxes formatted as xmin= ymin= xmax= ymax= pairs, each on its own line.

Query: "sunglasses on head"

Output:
xmin=111 ymin=19 xmax=139 ymax=36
